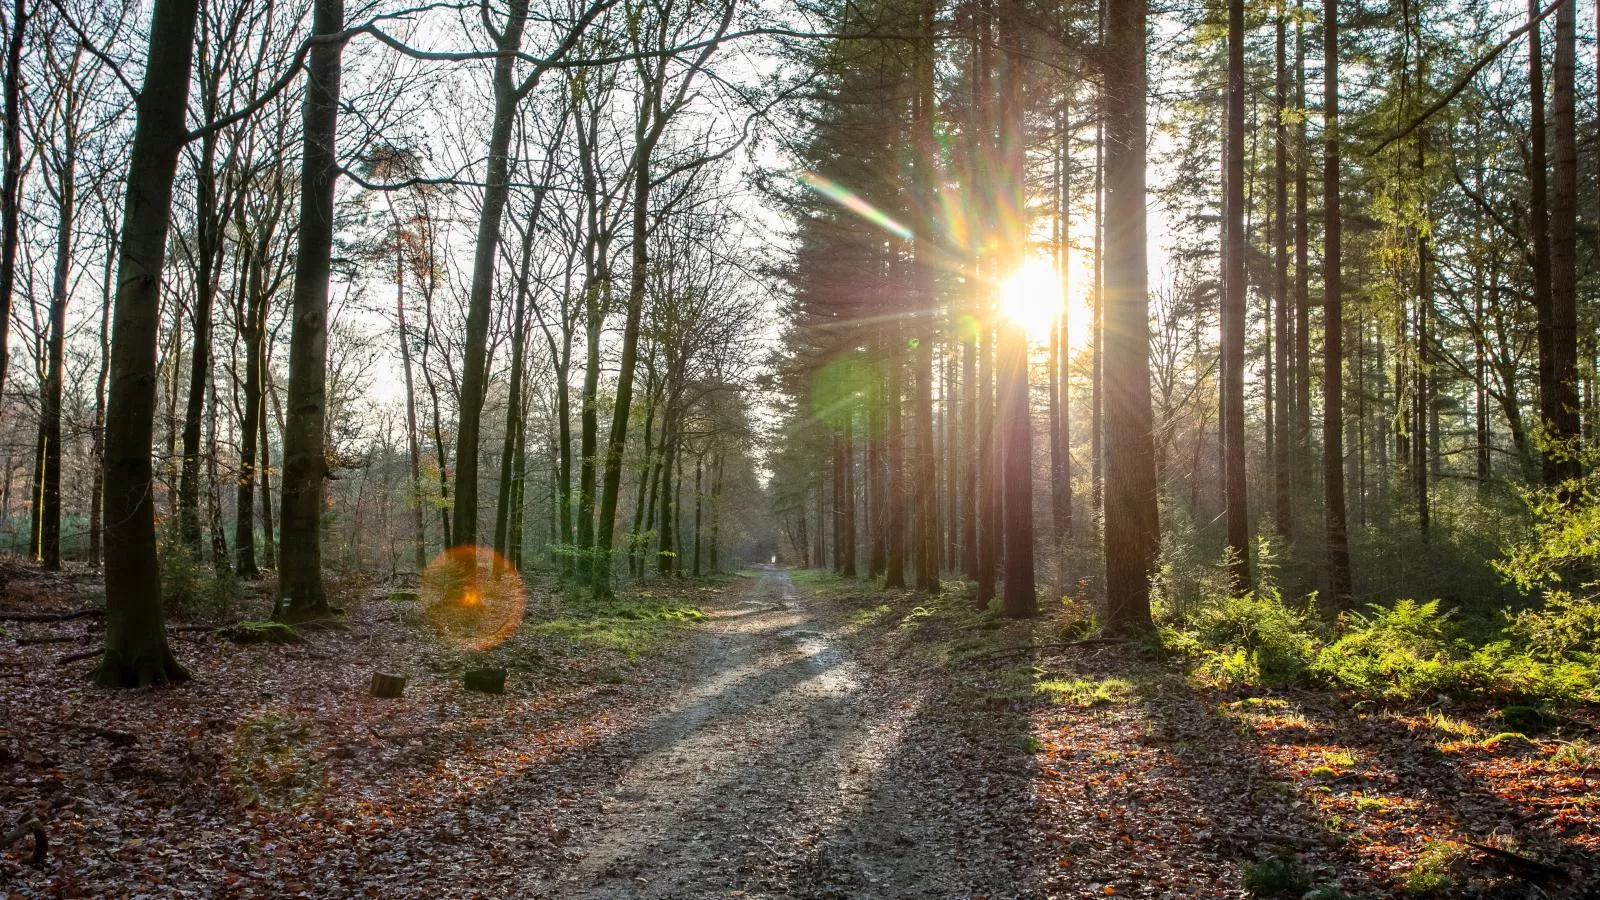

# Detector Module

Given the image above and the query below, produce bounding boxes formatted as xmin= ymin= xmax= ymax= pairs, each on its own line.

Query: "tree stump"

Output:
xmin=463 ymin=668 xmax=506 ymax=694
xmin=369 ymin=672 xmax=406 ymax=698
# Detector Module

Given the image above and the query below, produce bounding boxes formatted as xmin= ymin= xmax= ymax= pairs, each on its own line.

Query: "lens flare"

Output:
xmin=420 ymin=546 xmax=526 ymax=651
xmin=1000 ymin=258 xmax=1063 ymax=339
xmin=799 ymin=171 xmax=913 ymax=241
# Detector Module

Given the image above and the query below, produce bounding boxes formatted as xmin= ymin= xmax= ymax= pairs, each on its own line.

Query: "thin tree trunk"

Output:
xmin=39 ymin=103 xmax=74 ymax=570
xmin=494 ymin=223 xmax=536 ymax=567
xmin=89 ymin=200 xmax=115 ymax=567
xmin=692 ymin=454 xmax=703 ymax=577
xmin=0 ymin=0 xmax=27 ymax=419
xmin=1294 ymin=1 xmax=1312 ymax=499
xmin=1273 ymin=0 xmax=1292 ymax=538
xmin=235 ymin=236 xmax=266 ymax=578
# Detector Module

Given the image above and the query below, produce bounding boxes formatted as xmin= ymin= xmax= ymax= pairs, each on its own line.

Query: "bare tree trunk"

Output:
xmin=1221 ymin=0 xmax=1251 ymax=591
xmin=1273 ymin=0 xmax=1292 ymax=538
xmin=90 ymin=199 xmax=115 ymax=567
xmin=913 ymin=0 xmax=940 ymax=593
xmin=178 ymin=126 xmax=221 ymax=555
xmin=277 ymin=0 xmax=345 ymax=619
xmin=1548 ymin=0 xmax=1581 ymax=482
xmin=1102 ymin=0 xmax=1159 ymax=633
xmin=94 ymin=0 xmax=199 ymax=686
xmin=0 ymin=0 xmax=26 ymax=418
xmin=1293 ymin=1 xmax=1312 ymax=501
xmin=1322 ymin=0 xmax=1353 ymax=604
xmin=885 ymin=275 xmax=907 ymax=589
xmin=692 ymin=454 xmax=703 ymax=577
xmin=39 ymin=102 xmax=75 ymax=570
xmin=494 ymin=224 xmax=535 ymax=568
xmin=453 ymin=0 xmax=531 ymax=551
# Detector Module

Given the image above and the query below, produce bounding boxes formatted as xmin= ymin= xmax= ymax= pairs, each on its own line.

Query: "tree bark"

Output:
xmin=1221 ymin=0 xmax=1251 ymax=591
xmin=94 ymin=0 xmax=200 ymax=686
xmin=0 ymin=0 xmax=27 ymax=420
xmin=1273 ymin=0 xmax=1292 ymax=538
xmin=1101 ymin=0 xmax=1159 ymax=633
xmin=39 ymin=88 xmax=75 ymax=571
xmin=1547 ymin=0 xmax=1581 ymax=483
xmin=452 ymin=0 xmax=531 ymax=552
xmin=277 ymin=0 xmax=345 ymax=619
xmin=1322 ymin=0 xmax=1353 ymax=604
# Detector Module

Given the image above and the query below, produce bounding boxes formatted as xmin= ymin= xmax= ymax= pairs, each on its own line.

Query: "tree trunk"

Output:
xmin=0 ymin=0 xmax=26 ymax=420
xmin=1273 ymin=0 xmax=1292 ymax=538
xmin=90 ymin=204 xmax=115 ymax=566
xmin=1293 ymin=1 xmax=1312 ymax=501
xmin=594 ymin=130 xmax=657 ymax=597
xmin=495 ymin=222 xmax=535 ymax=567
xmin=178 ymin=126 xmax=221 ymax=555
xmin=93 ymin=0 xmax=200 ymax=686
xmin=277 ymin=0 xmax=345 ymax=619
xmin=692 ymin=454 xmax=703 ymax=577
xmin=1221 ymin=0 xmax=1251 ymax=591
xmin=1548 ymin=0 xmax=1581 ymax=483
xmin=996 ymin=0 xmax=1033 ymax=616
xmin=1101 ymin=0 xmax=1159 ymax=633
xmin=39 ymin=106 xmax=74 ymax=570
xmin=452 ymin=0 xmax=531 ymax=551
xmin=394 ymin=233 xmax=426 ymax=573
xmin=1322 ymin=0 xmax=1353 ymax=604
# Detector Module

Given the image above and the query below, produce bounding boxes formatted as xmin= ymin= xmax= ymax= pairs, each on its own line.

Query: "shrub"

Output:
xmin=1311 ymin=600 xmax=1468 ymax=700
xmin=161 ymin=541 xmax=241 ymax=620
xmin=1187 ymin=588 xmax=1319 ymax=686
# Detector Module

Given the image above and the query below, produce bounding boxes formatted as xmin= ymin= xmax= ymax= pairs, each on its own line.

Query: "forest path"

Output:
xmin=552 ymin=566 xmax=996 ymax=899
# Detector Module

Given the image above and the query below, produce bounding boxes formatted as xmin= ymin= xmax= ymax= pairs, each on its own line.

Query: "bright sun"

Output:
xmin=999 ymin=258 xmax=1063 ymax=339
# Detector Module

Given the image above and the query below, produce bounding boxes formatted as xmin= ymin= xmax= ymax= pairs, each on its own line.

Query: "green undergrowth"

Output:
xmin=408 ymin=574 xmax=710 ymax=686
xmin=1163 ymin=587 xmax=1600 ymax=705
xmin=525 ymin=591 xmax=705 ymax=660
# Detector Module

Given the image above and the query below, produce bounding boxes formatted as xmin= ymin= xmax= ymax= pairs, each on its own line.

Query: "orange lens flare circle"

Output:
xmin=419 ymin=546 xmax=526 ymax=651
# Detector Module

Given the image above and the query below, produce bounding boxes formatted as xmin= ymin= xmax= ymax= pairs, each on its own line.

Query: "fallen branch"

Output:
xmin=0 ymin=608 xmax=102 ymax=623
xmin=1 ymin=816 xmax=46 ymax=866
xmin=55 ymin=649 xmax=101 ymax=666
xmin=1465 ymin=841 xmax=1569 ymax=883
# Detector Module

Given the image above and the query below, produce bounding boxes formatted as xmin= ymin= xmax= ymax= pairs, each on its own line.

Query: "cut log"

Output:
xmin=464 ymin=668 xmax=506 ymax=694
xmin=370 ymin=672 xmax=407 ymax=698
xmin=1 ymin=816 xmax=46 ymax=866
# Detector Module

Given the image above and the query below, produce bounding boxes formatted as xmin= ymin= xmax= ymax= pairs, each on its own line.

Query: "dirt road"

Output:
xmin=545 ymin=566 xmax=1038 ymax=898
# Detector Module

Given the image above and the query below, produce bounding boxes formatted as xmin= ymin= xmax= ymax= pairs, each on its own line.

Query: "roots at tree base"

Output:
xmin=89 ymin=646 xmax=190 ymax=687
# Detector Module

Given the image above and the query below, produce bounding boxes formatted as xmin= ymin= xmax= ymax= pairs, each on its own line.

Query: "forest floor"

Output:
xmin=0 ymin=562 xmax=1597 ymax=898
